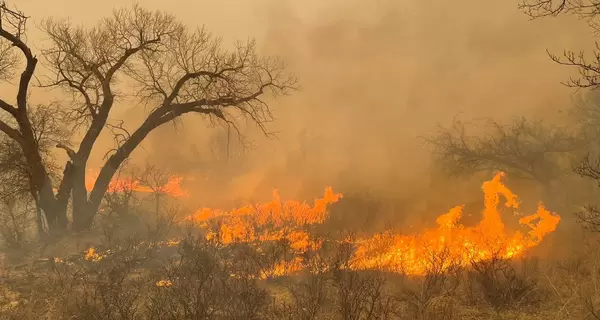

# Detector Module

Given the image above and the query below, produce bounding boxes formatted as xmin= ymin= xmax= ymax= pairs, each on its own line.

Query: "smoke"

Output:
xmin=134 ymin=0 xmax=590 ymax=211
xmin=9 ymin=0 xmax=595 ymax=222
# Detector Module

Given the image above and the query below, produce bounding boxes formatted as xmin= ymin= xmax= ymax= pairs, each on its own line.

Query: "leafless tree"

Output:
xmin=0 ymin=3 xmax=295 ymax=232
xmin=426 ymin=117 xmax=580 ymax=184
xmin=519 ymin=0 xmax=600 ymax=89
xmin=138 ymin=163 xmax=177 ymax=217
xmin=100 ymin=164 xmax=139 ymax=218
xmin=572 ymin=154 xmax=600 ymax=230
xmin=0 ymin=196 xmax=33 ymax=248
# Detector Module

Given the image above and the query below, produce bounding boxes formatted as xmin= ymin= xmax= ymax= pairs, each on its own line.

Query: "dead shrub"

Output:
xmin=145 ymin=237 xmax=270 ymax=320
xmin=467 ymin=255 xmax=542 ymax=312
xmin=395 ymin=248 xmax=462 ymax=320
xmin=0 ymin=198 xmax=33 ymax=249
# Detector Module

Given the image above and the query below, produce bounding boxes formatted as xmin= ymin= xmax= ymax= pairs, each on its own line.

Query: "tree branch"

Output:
xmin=0 ymin=98 xmax=17 ymax=117
xmin=0 ymin=118 xmax=22 ymax=143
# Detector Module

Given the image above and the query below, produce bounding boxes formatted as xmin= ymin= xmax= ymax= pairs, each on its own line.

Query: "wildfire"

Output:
xmin=155 ymin=280 xmax=173 ymax=287
xmin=350 ymin=172 xmax=560 ymax=274
xmin=85 ymin=170 xmax=188 ymax=197
xmin=184 ymin=187 xmax=342 ymax=252
xmin=182 ymin=172 xmax=560 ymax=277
xmin=77 ymin=172 xmax=560 ymax=279
xmin=83 ymin=248 xmax=104 ymax=262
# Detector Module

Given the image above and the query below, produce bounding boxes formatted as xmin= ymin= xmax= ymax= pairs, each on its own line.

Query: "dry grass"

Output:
xmin=0 ymin=201 xmax=594 ymax=320
xmin=0 ymin=225 xmax=597 ymax=320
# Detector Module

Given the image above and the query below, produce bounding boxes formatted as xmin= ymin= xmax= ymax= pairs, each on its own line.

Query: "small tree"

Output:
xmin=100 ymin=164 xmax=139 ymax=218
xmin=426 ymin=117 xmax=580 ymax=184
xmin=138 ymin=164 xmax=177 ymax=217
xmin=0 ymin=3 xmax=295 ymax=233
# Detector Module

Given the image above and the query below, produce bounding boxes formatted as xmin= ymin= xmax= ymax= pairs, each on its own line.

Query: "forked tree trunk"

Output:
xmin=71 ymin=160 xmax=121 ymax=231
xmin=71 ymin=117 xmax=157 ymax=231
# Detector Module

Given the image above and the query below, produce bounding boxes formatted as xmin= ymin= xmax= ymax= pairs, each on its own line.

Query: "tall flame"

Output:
xmin=350 ymin=172 xmax=560 ymax=274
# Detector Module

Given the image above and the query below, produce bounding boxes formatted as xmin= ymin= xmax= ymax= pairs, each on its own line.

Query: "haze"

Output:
xmin=6 ymin=0 xmax=593 ymax=222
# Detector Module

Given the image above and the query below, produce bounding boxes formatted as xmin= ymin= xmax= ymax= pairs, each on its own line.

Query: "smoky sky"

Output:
xmin=4 ymin=0 xmax=595 ymax=212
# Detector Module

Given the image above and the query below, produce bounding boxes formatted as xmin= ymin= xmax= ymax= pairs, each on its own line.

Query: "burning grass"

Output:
xmin=0 ymin=172 xmax=572 ymax=319
xmin=179 ymin=172 xmax=560 ymax=277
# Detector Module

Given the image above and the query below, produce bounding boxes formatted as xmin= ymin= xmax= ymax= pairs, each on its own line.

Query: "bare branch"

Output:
xmin=126 ymin=30 xmax=296 ymax=140
xmin=0 ymin=117 xmax=21 ymax=142
xmin=102 ymin=120 xmax=132 ymax=160
xmin=39 ymin=5 xmax=183 ymax=121
xmin=518 ymin=1 xmax=600 ymax=90
xmin=519 ymin=0 xmax=569 ymax=18
xmin=0 ymin=40 xmax=18 ymax=81
xmin=425 ymin=117 xmax=581 ymax=183
xmin=0 ymin=3 xmax=37 ymax=113
xmin=519 ymin=0 xmax=600 ymax=22
xmin=56 ymin=143 xmax=76 ymax=160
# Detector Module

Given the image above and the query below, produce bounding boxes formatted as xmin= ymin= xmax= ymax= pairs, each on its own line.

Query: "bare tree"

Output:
xmin=571 ymin=154 xmax=600 ymax=230
xmin=0 ymin=196 xmax=33 ymax=248
xmin=426 ymin=117 xmax=580 ymax=184
xmin=0 ymin=3 xmax=295 ymax=232
xmin=138 ymin=163 xmax=177 ymax=217
xmin=100 ymin=164 xmax=139 ymax=218
xmin=519 ymin=0 xmax=600 ymax=89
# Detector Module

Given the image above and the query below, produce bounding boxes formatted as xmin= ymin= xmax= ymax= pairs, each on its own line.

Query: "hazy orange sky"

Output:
xmin=2 ymin=0 xmax=596 ymax=208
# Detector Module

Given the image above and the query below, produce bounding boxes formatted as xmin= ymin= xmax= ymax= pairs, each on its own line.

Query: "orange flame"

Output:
xmin=350 ymin=172 xmax=560 ymax=275
xmin=184 ymin=187 xmax=342 ymax=252
xmin=85 ymin=170 xmax=188 ymax=197
xmin=182 ymin=172 xmax=560 ymax=277
xmin=79 ymin=172 xmax=559 ymax=279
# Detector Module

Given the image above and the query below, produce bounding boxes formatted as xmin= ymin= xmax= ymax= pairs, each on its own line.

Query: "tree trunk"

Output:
xmin=20 ymin=139 xmax=68 ymax=231
xmin=72 ymin=121 xmax=155 ymax=231
xmin=72 ymin=159 xmax=121 ymax=231
xmin=71 ymin=109 xmax=183 ymax=231
xmin=71 ymin=166 xmax=90 ymax=231
xmin=155 ymin=193 xmax=160 ymax=217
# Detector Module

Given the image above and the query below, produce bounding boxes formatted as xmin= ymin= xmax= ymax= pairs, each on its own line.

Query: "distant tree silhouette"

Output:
xmin=426 ymin=117 xmax=580 ymax=184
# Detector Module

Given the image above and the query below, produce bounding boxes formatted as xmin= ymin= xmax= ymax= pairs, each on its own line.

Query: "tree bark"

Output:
xmin=72 ymin=115 xmax=158 ymax=231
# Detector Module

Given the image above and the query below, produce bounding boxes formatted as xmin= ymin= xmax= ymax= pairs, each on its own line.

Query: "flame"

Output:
xmin=83 ymin=248 xmax=104 ymax=262
xmin=182 ymin=172 xmax=560 ymax=277
xmin=85 ymin=170 xmax=188 ymax=197
xmin=350 ymin=172 xmax=560 ymax=275
xmin=184 ymin=187 xmax=342 ymax=250
xmin=77 ymin=172 xmax=560 ymax=279
xmin=260 ymin=257 xmax=305 ymax=280
xmin=155 ymin=280 xmax=173 ymax=287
